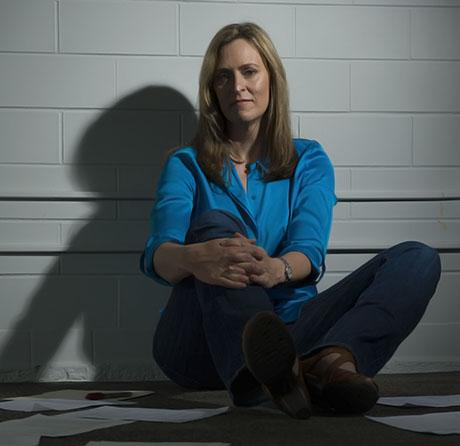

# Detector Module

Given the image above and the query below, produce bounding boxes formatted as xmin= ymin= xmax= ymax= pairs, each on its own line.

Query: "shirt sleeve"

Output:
xmin=277 ymin=141 xmax=337 ymax=286
xmin=140 ymin=153 xmax=196 ymax=286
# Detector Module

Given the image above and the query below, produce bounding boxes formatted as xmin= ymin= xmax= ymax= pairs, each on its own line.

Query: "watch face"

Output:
xmin=280 ymin=257 xmax=293 ymax=282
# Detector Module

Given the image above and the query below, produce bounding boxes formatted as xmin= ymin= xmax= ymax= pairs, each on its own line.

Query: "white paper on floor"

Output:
xmin=85 ymin=442 xmax=231 ymax=446
xmin=377 ymin=394 xmax=460 ymax=408
xmin=76 ymin=405 xmax=230 ymax=423
xmin=0 ymin=398 xmax=133 ymax=412
xmin=366 ymin=411 xmax=460 ymax=435
xmin=15 ymin=389 xmax=154 ymax=401
xmin=0 ymin=412 xmax=133 ymax=446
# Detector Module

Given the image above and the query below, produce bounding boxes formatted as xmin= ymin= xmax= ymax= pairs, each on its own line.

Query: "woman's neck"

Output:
xmin=227 ymin=122 xmax=264 ymax=162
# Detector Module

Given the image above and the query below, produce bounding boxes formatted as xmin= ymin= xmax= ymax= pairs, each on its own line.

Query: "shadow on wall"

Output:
xmin=0 ymin=86 xmax=197 ymax=381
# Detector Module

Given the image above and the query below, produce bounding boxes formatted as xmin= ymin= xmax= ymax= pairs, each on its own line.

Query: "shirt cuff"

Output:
xmin=278 ymin=246 xmax=325 ymax=286
xmin=140 ymin=237 xmax=181 ymax=287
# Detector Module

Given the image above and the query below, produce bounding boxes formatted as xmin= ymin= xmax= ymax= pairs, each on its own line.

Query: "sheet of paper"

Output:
xmin=377 ymin=394 xmax=460 ymax=408
xmin=86 ymin=442 xmax=230 ymax=446
xmin=0 ymin=412 xmax=133 ymax=446
xmin=366 ymin=411 xmax=460 ymax=435
xmin=76 ymin=405 xmax=229 ymax=423
xmin=0 ymin=398 xmax=132 ymax=412
xmin=11 ymin=389 xmax=154 ymax=401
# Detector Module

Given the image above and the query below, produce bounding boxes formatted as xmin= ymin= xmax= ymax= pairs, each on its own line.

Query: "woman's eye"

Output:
xmin=215 ymin=74 xmax=228 ymax=84
xmin=214 ymin=69 xmax=256 ymax=86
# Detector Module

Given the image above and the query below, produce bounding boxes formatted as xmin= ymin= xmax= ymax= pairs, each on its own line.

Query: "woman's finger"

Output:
xmin=228 ymin=252 xmax=254 ymax=263
xmin=250 ymin=246 xmax=265 ymax=260
xmin=219 ymin=273 xmax=249 ymax=288
xmin=219 ymin=239 xmax=246 ymax=247
xmin=230 ymin=262 xmax=263 ymax=275
xmin=220 ymin=238 xmax=256 ymax=248
xmin=233 ymin=233 xmax=257 ymax=244
xmin=228 ymin=265 xmax=247 ymax=275
xmin=218 ymin=278 xmax=247 ymax=288
xmin=248 ymin=274 xmax=261 ymax=285
xmin=224 ymin=265 xmax=249 ymax=279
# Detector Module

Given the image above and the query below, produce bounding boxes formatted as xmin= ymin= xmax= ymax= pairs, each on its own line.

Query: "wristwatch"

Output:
xmin=279 ymin=256 xmax=293 ymax=283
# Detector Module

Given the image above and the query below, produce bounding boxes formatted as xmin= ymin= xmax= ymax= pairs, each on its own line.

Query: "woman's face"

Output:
xmin=213 ymin=38 xmax=270 ymax=131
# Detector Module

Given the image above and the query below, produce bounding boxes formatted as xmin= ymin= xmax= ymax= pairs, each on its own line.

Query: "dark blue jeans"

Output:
xmin=153 ymin=209 xmax=442 ymax=407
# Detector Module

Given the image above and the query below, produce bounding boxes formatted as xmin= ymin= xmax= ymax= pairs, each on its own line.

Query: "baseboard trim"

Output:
xmin=1 ymin=360 xmax=459 ymax=383
xmin=380 ymin=359 xmax=460 ymax=374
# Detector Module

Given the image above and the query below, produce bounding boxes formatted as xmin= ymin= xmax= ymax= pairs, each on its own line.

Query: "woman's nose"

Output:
xmin=233 ymin=72 xmax=246 ymax=92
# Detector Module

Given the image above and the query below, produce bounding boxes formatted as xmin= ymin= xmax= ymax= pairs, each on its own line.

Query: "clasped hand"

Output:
xmin=191 ymin=232 xmax=281 ymax=289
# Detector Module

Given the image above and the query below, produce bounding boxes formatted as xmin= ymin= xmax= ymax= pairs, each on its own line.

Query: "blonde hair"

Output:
xmin=169 ymin=22 xmax=297 ymax=187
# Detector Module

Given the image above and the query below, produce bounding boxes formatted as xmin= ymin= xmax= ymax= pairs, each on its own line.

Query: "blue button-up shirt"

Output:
xmin=140 ymin=138 xmax=337 ymax=324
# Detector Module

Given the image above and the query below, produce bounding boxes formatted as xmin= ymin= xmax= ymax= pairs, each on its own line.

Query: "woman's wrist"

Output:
xmin=271 ymin=257 xmax=287 ymax=286
xmin=181 ymin=243 xmax=197 ymax=276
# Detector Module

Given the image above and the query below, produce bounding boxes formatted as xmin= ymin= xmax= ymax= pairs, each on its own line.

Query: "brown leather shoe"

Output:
xmin=301 ymin=346 xmax=379 ymax=414
xmin=242 ymin=311 xmax=312 ymax=419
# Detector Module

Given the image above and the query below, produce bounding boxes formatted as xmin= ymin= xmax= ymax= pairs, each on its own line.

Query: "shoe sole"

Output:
xmin=242 ymin=311 xmax=311 ymax=419
xmin=323 ymin=380 xmax=379 ymax=414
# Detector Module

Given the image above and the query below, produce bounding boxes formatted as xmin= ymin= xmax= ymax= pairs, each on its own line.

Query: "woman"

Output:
xmin=140 ymin=22 xmax=441 ymax=419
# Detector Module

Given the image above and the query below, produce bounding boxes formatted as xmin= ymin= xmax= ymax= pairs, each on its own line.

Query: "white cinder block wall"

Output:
xmin=0 ymin=0 xmax=459 ymax=382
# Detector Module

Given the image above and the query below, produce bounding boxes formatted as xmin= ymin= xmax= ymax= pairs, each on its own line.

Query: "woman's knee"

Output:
xmin=185 ymin=209 xmax=248 ymax=244
xmin=384 ymin=241 xmax=442 ymax=289
xmin=391 ymin=241 xmax=442 ymax=288
xmin=417 ymin=242 xmax=442 ymax=283
xmin=391 ymin=241 xmax=439 ymax=261
xmin=400 ymin=241 xmax=440 ymax=267
xmin=416 ymin=242 xmax=441 ymax=267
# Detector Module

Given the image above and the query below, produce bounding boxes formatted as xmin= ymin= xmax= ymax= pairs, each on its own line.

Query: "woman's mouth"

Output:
xmin=234 ymin=100 xmax=252 ymax=106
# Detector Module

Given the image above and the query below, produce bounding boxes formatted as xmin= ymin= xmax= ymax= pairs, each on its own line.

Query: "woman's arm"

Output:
xmin=280 ymin=251 xmax=312 ymax=283
xmin=235 ymin=250 xmax=312 ymax=288
xmin=220 ymin=234 xmax=313 ymax=287
xmin=153 ymin=238 xmax=262 ymax=288
xmin=153 ymin=242 xmax=193 ymax=285
xmin=275 ymin=141 xmax=337 ymax=286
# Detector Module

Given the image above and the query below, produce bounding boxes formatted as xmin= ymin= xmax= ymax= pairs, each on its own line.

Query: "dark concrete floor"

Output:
xmin=1 ymin=372 xmax=460 ymax=446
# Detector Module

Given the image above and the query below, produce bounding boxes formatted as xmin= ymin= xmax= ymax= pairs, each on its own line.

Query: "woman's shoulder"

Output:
xmin=291 ymin=138 xmax=334 ymax=175
xmin=161 ymin=145 xmax=199 ymax=172
xmin=292 ymin=138 xmax=325 ymax=157
xmin=166 ymin=145 xmax=198 ymax=160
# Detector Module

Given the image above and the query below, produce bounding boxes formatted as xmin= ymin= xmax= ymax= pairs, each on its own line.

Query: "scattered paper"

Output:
xmin=377 ymin=394 xmax=460 ymax=408
xmin=0 ymin=390 xmax=154 ymax=412
xmin=86 ymin=442 xmax=230 ymax=446
xmin=76 ymin=405 xmax=229 ymax=423
xmin=0 ymin=398 xmax=132 ymax=413
xmin=0 ymin=412 xmax=133 ymax=446
xmin=366 ymin=411 xmax=460 ymax=435
xmin=12 ymin=389 xmax=154 ymax=401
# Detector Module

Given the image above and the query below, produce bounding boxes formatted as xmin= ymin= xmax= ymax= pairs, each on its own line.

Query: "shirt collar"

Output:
xmin=221 ymin=157 xmax=270 ymax=183
xmin=256 ymin=158 xmax=270 ymax=173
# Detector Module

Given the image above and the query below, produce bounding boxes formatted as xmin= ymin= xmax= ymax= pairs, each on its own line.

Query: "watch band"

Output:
xmin=279 ymin=256 xmax=293 ymax=282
